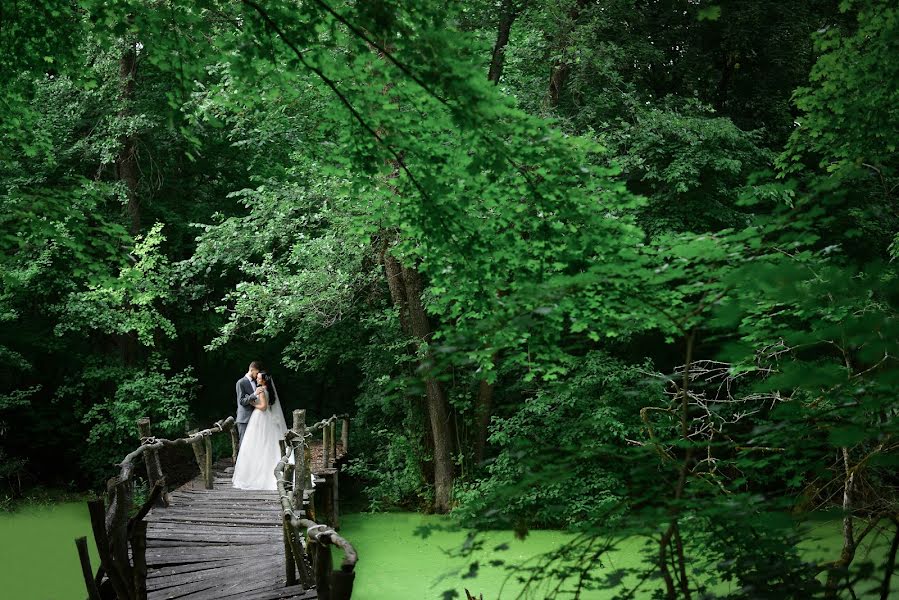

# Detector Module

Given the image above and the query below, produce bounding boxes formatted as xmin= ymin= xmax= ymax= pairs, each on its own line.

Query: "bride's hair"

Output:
xmin=259 ymin=371 xmax=277 ymax=404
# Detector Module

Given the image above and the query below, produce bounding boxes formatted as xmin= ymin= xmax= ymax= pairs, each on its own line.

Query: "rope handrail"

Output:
xmin=307 ymin=413 xmax=350 ymax=432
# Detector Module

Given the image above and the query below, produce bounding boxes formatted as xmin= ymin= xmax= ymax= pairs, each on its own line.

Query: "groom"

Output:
xmin=235 ymin=361 xmax=262 ymax=446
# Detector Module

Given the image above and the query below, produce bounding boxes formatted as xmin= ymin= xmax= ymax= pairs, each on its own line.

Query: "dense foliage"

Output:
xmin=2 ymin=0 xmax=897 ymax=597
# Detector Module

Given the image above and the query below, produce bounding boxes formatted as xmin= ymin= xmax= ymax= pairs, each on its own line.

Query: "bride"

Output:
xmin=232 ymin=371 xmax=289 ymax=490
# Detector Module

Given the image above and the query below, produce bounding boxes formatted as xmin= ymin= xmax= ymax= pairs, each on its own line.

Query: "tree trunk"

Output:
xmin=382 ymin=250 xmax=411 ymax=334
xmin=546 ymin=0 xmax=589 ymax=108
xmin=487 ymin=0 xmax=521 ymax=84
xmin=657 ymin=333 xmax=697 ymax=600
xmin=825 ymin=448 xmax=858 ymax=598
xmin=474 ymin=363 xmax=495 ymax=465
xmin=370 ymin=30 xmax=454 ymax=511
xmin=547 ymin=63 xmax=568 ymax=108
xmin=399 ymin=263 xmax=454 ymax=513
xmin=117 ymin=41 xmax=140 ymax=235
xmin=715 ymin=52 xmax=735 ymax=112
xmin=379 ymin=239 xmax=454 ymax=512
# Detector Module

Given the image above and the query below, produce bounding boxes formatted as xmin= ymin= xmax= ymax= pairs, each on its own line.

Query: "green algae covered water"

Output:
xmin=337 ymin=512 xmax=897 ymax=600
xmin=336 ymin=512 xmax=644 ymax=599
xmin=0 ymin=502 xmax=100 ymax=600
xmin=1 ymin=507 xmax=895 ymax=599
xmin=336 ymin=513 xmax=898 ymax=599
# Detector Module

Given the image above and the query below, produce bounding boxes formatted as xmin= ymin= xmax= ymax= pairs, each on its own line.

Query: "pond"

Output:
xmin=0 ymin=505 xmax=894 ymax=599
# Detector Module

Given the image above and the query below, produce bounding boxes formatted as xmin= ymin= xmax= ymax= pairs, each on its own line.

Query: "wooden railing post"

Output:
xmin=291 ymin=409 xmax=306 ymax=509
xmin=341 ymin=417 xmax=349 ymax=457
xmin=108 ymin=479 xmax=134 ymax=597
xmin=137 ymin=417 xmax=167 ymax=507
xmin=329 ymin=421 xmax=336 ymax=462
xmin=189 ymin=429 xmax=206 ymax=483
xmin=203 ymin=435 xmax=214 ymax=489
xmin=304 ymin=442 xmax=313 ymax=492
xmin=322 ymin=423 xmax=330 ymax=468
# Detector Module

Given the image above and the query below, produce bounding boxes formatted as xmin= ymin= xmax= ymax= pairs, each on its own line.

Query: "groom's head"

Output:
xmin=248 ymin=361 xmax=262 ymax=379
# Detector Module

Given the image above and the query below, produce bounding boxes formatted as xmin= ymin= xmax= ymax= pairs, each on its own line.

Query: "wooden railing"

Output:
xmin=275 ymin=409 xmax=356 ymax=600
xmin=74 ymin=415 xmax=239 ymax=600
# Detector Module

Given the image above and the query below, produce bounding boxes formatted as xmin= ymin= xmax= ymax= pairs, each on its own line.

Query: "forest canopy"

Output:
xmin=2 ymin=0 xmax=898 ymax=597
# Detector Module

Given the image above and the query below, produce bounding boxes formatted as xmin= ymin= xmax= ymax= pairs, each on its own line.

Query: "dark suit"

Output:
xmin=235 ymin=375 xmax=258 ymax=444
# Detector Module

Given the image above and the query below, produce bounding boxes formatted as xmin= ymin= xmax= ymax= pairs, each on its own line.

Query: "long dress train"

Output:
xmin=232 ymin=392 xmax=289 ymax=490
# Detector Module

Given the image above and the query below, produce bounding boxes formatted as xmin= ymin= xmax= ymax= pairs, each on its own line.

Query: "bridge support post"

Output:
xmin=87 ymin=498 xmax=131 ymax=600
xmin=230 ymin=425 xmax=239 ymax=465
xmin=330 ymin=422 xmax=336 ymax=463
xmin=188 ymin=429 xmax=208 ymax=488
xmin=331 ymin=567 xmax=355 ymax=600
xmin=331 ymin=470 xmax=340 ymax=530
xmin=137 ymin=417 xmax=168 ymax=507
xmin=75 ymin=536 xmax=101 ymax=600
xmin=312 ymin=538 xmax=333 ymax=600
xmin=304 ymin=444 xmax=312 ymax=490
xmin=203 ymin=435 xmax=214 ymax=489
xmin=283 ymin=516 xmax=297 ymax=586
xmin=322 ymin=423 xmax=330 ymax=468
xmin=314 ymin=470 xmax=340 ymax=529
xmin=341 ymin=417 xmax=349 ymax=457
xmin=291 ymin=409 xmax=306 ymax=511
xmin=283 ymin=515 xmax=314 ymax=588
xmin=108 ymin=479 xmax=135 ymax=598
xmin=131 ymin=520 xmax=148 ymax=600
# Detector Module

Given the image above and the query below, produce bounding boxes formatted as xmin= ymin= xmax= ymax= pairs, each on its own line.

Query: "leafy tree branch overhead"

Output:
xmin=1 ymin=0 xmax=897 ymax=597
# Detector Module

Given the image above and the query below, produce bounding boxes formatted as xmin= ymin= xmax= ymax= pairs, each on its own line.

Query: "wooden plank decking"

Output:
xmin=144 ymin=460 xmax=316 ymax=600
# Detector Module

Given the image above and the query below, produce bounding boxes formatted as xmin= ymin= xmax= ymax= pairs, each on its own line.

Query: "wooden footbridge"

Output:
xmin=74 ymin=409 xmax=356 ymax=600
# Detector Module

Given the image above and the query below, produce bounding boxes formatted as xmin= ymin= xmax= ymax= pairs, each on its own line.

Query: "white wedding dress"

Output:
xmin=232 ymin=384 xmax=289 ymax=490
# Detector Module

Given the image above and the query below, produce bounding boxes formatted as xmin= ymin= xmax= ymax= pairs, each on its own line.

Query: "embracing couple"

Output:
xmin=232 ymin=361 xmax=289 ymax=490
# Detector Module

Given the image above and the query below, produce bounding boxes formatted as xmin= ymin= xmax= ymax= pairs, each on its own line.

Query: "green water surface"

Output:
xmin=334 ymin=513 xmax=897 ymax=599
xmin=337 ymin=512 xmax=642 ymax=599
xmin=0 ymin=502 xmax=100 ymax=600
